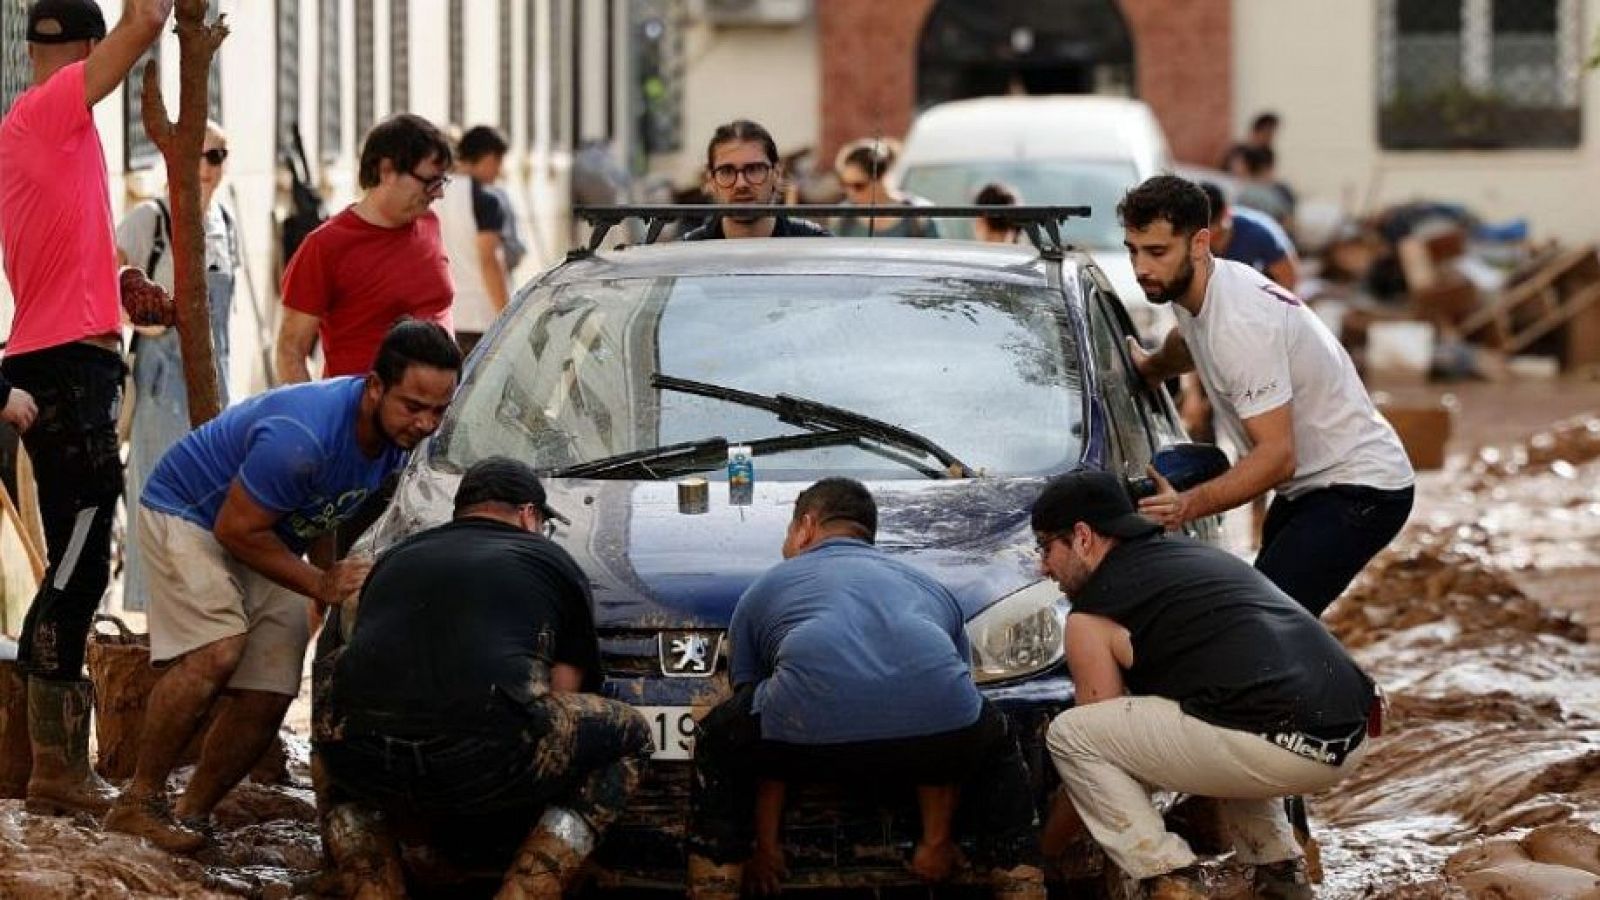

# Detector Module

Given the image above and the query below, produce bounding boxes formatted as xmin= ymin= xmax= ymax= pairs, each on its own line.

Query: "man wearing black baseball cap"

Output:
xmin=0 ymin=0 xmax=172 ymax=818
xmin=1032 ymin=471 xmax=1378 ymax=899
xmin=313 ymin=456 xmax=651 ymax=897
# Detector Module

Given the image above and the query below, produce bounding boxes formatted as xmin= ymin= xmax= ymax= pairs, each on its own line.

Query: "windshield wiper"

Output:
xmin=549 ymin=437 xmax=730 ymax=479
xmin=652 ymin=373 xmax=974 ymax=478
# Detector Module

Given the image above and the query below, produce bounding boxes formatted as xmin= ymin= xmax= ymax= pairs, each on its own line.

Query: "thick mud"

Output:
xmin=3 ymin=405 xmax=1599 ymax=898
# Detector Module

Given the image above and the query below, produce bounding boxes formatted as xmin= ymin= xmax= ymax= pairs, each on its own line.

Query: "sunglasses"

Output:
xmin=202 ymin=147 xmax=229 ymax=166
xmin=710 ymin=162 xmax=773 ymax=188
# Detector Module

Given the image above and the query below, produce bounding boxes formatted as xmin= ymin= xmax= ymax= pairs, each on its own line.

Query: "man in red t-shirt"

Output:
xmin=275 ymin=114 xmax=456 ymax=383
xmin=0 ymin=0 xmax=172 ymax=817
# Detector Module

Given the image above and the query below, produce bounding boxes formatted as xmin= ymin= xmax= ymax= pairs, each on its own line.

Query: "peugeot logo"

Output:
xmin=658 ymin=631 xmax=723 ymax=678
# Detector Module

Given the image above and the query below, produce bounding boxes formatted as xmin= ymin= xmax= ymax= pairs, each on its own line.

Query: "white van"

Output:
xmin=895 ymin=96 xmax=1175 ymax=337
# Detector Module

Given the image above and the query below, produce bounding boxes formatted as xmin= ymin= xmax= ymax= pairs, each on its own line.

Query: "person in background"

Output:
xmin=681 ymin=120 xmax=828 ymax=241
xmin=275 ymin=114 xmax=455 ymax=383
xmin=116 ymin=120 xmax=240 ymax=613
xmin=1199 ymin=181 xmax=1297 ymax=290
xmin=974 ymin=182 xmax=1022 ymax=244
xmin=831 ymin=138 xmax=938 ymax=239
xmin=440 ymin=124 xmax=512 ymax=357
xmin=1220 ymin=111 xmax=1280 ymax=171
xmin=0 ymin=0 xmax=172 ymax=817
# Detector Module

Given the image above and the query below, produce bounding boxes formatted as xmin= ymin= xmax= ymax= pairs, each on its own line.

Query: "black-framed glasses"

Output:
xmin=1034 ymin=532 xmax=1063 ymax=556
xmin=201 ymin=147 xmax=229 ymax=166
xmin=407 ymin=169 xmax=451 ymax=193
xmin=710 ymin=162 xmax=773 ymax=188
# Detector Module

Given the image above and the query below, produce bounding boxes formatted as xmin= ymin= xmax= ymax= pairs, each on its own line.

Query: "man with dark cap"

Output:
xmin=1033 ymin=471 xmax=1379 ymax=900
xmin=314 ymin=456 xmax=653 ymax=899
xmin=0 ymin=0 xmax=173 ymax=817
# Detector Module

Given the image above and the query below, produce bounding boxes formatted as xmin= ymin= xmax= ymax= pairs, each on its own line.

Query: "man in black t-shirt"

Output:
xmin=315 ymin=457 xmax=652 ymax=898
xmin=1033 ymin=472 xmax=1376 ymax=900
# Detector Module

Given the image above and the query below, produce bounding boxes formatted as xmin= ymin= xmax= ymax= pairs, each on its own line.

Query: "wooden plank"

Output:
xmin=1505 ymin=282 xmax=1600 ymax=354
xmin=0 ymin=482 xmax=42 ymax=638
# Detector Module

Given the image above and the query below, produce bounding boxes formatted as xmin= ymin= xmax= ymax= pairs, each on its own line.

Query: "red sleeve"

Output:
xmin=28 ymin=62 xmax=93 ymax=145
xmin=280 ymin=229 xmax=332 ymax=317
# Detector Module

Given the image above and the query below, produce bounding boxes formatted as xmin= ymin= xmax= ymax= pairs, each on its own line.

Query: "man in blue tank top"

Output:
xmin=105 ymin=320 xmax=461 ymax=853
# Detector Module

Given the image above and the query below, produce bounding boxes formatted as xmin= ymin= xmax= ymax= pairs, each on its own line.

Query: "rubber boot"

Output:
xmin=685 ymin=853 xmax=744 ymax=900
xmin=24 ymin=678 xmax=117 ymax=817
xmin=104 ymin=791 xmax=209 ymax=854
xmin=0 ymin=661 xmax=31 ymax=798
xmin=496 ymin=807 xmax=596 ymax=900
xmin=324 ymin=801 xmax=408 ymax=899
xmin=990 ymin=864 xmax=1048 ymax=900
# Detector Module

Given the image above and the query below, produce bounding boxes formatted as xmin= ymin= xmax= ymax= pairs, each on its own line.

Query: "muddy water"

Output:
xmin=1312 ymin=413 xmax=1600 ymax=899
xmin=5 ymin=397 xmax=1600 ymax=897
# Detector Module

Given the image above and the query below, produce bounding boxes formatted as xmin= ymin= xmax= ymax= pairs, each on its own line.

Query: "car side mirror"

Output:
xmin=1125 ymin=443 xmax=1232 ymax=500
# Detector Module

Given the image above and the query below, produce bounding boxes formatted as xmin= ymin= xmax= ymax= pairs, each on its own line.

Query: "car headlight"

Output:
xmin=967 ymin=580 xmax=1067 ymax=685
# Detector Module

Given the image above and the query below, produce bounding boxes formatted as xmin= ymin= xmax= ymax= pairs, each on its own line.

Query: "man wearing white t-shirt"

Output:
xmin=1118 ymin=175 xmax=1414 ymax=618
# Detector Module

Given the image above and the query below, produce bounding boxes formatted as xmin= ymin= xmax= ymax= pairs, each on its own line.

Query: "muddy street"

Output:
xmin=0 ymin=384 xmax=1597 ymax=898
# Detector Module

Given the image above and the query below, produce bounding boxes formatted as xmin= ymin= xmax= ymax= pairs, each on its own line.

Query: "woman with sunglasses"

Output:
xmin=831 ymin=138 xmax=939 ymax=239
xmin=114 ymin=120 xmax=239 ymax=613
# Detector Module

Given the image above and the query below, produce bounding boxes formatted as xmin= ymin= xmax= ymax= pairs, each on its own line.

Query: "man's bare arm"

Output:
xmin=1126 ymin=329 xmax=1194 ymax=385
xmin=84 ymin=0 xmax=173 ymax=107
xmin=1265 ymin=255 xmax=1300 ymax=291
xmin=274 ymin=308 xmax=321 ymax=384
xmin=1064 ymin=612 xmax=1128 ymax=705
xmin=213 ymin=480 xmax=369 ymax=606
xmin=1140 ymin=402 xmax=1296 ymax=527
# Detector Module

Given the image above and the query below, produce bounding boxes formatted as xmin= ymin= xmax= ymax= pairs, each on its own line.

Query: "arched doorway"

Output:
xmin=916 ymin=0 xmax=1135 ymax=111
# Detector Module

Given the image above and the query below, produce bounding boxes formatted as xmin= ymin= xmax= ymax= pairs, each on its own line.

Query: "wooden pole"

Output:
xmin=138 ymin=0 xmax=229 ymax=427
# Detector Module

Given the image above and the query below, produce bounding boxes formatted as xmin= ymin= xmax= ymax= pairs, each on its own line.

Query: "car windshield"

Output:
xmin=432 ymin=273 xmax=1086 ymax=480
xmin=900 ymin=160 xmax=1139 ymax=248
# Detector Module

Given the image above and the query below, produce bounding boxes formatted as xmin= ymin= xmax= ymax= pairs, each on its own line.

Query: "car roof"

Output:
xmin=545 ymin=237 xmax=1087 ymax=289
xmin=898 ymin=96 xmax=1172 ymax=172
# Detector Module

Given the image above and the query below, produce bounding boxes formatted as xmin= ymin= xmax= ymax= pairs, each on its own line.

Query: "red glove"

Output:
xmin=120 ymin=266 xmax=176 ymax=327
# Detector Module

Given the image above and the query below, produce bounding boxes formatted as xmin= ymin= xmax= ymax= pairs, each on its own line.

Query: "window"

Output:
xmin=1 ymin=2 xmax=28 ymax=114
xmin=499 ymin=0 xmax=513 ymax=133
xmin=448 ymin=0 xmax=463 ymax=127
xmin=1378 ymin=0 xmax=1582 ymax=149
xmin=355 ymin=0 xmax=374 ymax=139
xmin=319 ymin=0 xmax=341 ymax=161
xmin=390 ymin=0 xmax=409 ymax=112
xmin=276 ymin=0 xmax=300 ymax=157
xmin=1086 ymin=288 xmax=1155 ymax=478
xmin=123 ymin=43 xmax=161 ymax=171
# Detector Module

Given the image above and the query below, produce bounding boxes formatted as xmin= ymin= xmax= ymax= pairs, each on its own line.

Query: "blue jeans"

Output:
xmin=1255 ymin=484 xmax=1415 ymax=618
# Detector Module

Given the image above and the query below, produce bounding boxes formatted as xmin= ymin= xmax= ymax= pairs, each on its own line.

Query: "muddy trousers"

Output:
xmin=1 ymin=345 xmax=125 ymax=680
xmin=320 ymin=693 xmax=654 ymax=830
xmin=688 ymin=684 xmax=1040 ymax=868
xmin=1255 ymin=484 xmax=1414 ymax=618
xmin=1045 ymin=696 xmax=1367 ymax=881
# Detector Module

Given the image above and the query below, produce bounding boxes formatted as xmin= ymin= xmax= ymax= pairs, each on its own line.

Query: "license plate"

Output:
xmin=638 ymin=706 xmax=698 ymax=760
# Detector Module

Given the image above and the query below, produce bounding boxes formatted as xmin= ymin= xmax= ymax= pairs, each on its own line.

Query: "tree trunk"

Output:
xmin=139 ymin=0 xmax=229 ymax=427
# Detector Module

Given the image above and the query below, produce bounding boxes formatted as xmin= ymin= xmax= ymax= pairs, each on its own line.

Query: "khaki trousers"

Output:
xmin=1045 ymin=696 xmax=1367 ymax=880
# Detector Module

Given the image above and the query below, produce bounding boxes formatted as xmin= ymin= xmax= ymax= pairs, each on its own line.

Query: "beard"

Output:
xmin=1143 ymin=255 xmax=1196 ymax=305
xmin=372 ymin=400 xmax=416 ymax=451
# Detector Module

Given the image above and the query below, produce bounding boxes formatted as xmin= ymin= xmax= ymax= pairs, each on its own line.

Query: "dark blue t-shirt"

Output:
xmin=1222 ymin=206 xmax=1293 ymax=273
xmin=142 ymin=377 xmax=405 ymax=553
xmin=729 ymin=538 xmax=982 ymax=745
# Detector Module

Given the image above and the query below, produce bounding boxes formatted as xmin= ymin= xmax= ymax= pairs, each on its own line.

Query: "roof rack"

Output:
xmin=571 ymin=204 xmax=1092 ymax=259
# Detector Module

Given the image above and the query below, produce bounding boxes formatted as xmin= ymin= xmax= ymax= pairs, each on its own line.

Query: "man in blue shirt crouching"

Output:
xmin=685 ymin=478 xmax=1043 ymax=900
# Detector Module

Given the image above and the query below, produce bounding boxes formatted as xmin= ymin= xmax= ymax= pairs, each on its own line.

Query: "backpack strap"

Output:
xmin=145 ymin=198 xmax=172 ymax=275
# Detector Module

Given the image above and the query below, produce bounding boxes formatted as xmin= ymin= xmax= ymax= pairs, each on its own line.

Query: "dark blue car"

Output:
xmin=355 ymin=234 xmax=1216 ymax=889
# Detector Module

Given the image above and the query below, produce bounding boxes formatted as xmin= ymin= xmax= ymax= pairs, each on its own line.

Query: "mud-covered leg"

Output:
xmin=497 ymin=694 xmax=653 ymax=899
xmin=324 ymin=801 xmax=408 ymax=899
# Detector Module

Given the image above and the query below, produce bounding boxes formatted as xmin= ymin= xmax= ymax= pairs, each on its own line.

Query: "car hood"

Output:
xmin=363 ymin=458 xmax=1049 ymax=631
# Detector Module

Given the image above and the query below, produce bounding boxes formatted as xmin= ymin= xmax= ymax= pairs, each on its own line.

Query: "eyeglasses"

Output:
xmin=710 ymin=162 xmax=773 ymax=188
xmin=407 ymin=169 xmax=451 ymax=193
xmin=840 ymin=179 xmax=872 ymax=191
xmin=1034 ymin=532 xmax=1063 ymax=556
xmin=202 ymin=147 xmax=228 ymax=166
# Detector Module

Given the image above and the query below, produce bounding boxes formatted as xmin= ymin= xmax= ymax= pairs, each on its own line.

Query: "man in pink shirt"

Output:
xmin=0 ymin=0 xmax=173 ymax=818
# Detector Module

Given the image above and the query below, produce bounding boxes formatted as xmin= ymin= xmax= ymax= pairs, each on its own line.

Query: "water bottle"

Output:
xmin=728 ymin=445 xmax=754 ymax=506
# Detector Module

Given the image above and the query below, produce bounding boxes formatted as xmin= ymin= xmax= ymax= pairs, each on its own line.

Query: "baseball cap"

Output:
xmin=453 ymin=456 xmax=562 ymax=523
xmin=27 ymin=0 xmax=108 ymax=44
xmin=1030 ymin=470 xmax=1161 ymax=540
